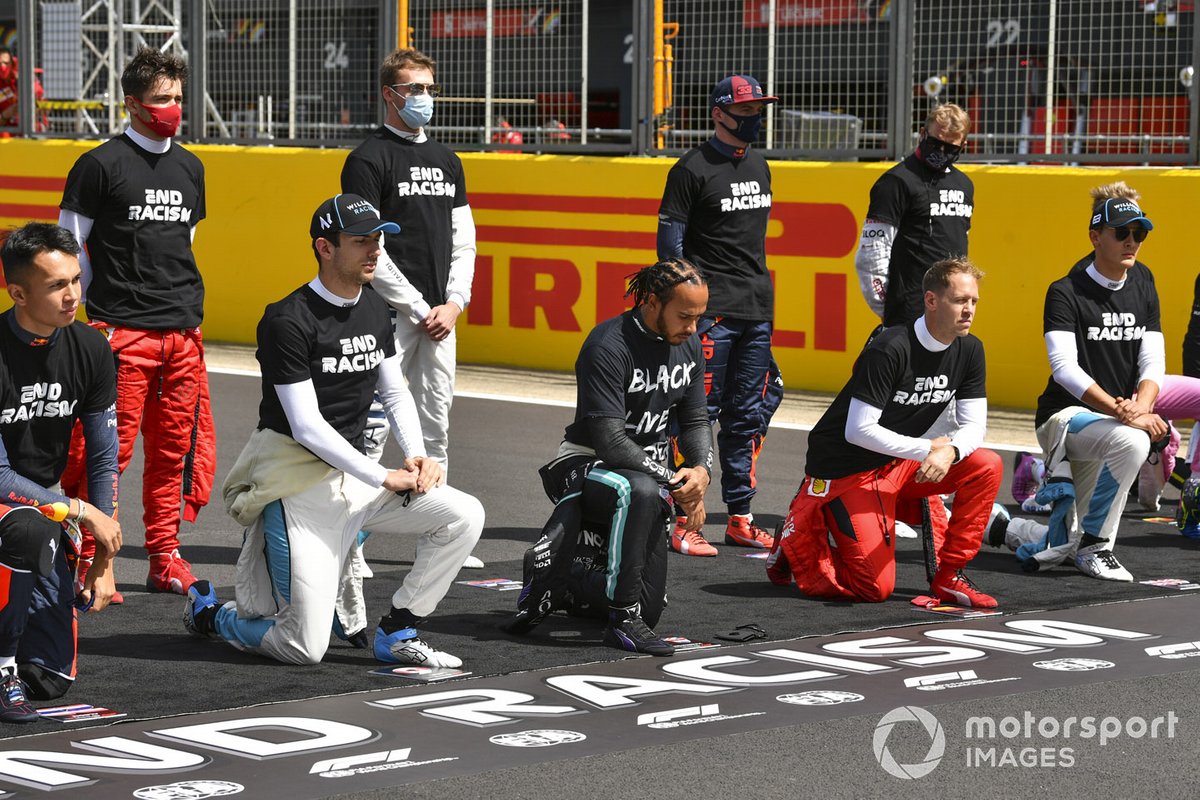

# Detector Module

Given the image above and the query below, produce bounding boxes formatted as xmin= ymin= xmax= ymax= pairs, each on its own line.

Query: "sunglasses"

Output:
xmin=389 ymin=82 xmax=441 ymax=98
xmin=1112 ymin=227 xmax=1149 ymax=243
xmin=923 ymin=133 xmax=963 ymax=156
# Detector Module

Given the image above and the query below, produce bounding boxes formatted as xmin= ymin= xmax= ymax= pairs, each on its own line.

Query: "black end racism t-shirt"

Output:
xmin=659 ymin=142 xmax=774 ymax=320
xmin=1185 ymin=272 xmax=1200 ymax=379
xmin=806 ymin=324 xmax=986 ymax=479
xmin=341 ymin=130 xmax=468 ymax=307
xmin=1035 ymin=264 xmax=1161 ymax=428
xmin=0 ymin=313 xmax=116 ymax=487
xmin=866 ymin=154 xmax=973 ymax=327
xmin=564 ymin=309 xmax=707 ymax=470
xmin=256 ymin=284 xmax=396 ymax=451
xmin=60 ymin=134 xmax=206 ymax=329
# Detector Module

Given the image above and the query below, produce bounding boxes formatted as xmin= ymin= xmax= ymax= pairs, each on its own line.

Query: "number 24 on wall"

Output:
xmin=324 ymin=42 xmax=349 ymax=70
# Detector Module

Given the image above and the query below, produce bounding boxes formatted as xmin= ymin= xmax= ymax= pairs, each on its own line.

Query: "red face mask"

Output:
xmin=133 ymin=98 xmax=182 ymax=138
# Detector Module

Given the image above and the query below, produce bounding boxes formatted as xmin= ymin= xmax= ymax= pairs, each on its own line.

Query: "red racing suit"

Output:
xmin=768 ymin=448 xmax=1001 ymax=602
xmin=61 ymin=325 xmax=215 ymax=559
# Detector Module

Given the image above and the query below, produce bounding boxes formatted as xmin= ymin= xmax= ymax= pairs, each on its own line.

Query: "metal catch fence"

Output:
xmin=1 ymin=0 xmax=1196 ymax=163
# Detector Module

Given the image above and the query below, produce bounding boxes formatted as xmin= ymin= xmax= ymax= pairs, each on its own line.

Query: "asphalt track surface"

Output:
xmin=3 ymin=368 xmax=1200 ymax=799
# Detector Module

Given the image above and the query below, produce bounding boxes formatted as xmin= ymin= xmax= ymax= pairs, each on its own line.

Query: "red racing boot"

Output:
xmin=147 ymin=549 xmax=199 ymax=595
xmin=930 ymin=567 xmax=998 ymax=609
xmin=724 ymin=514 xmax=775 ymax=549
xmin=670 ymin=517 xmax=718 ymax=557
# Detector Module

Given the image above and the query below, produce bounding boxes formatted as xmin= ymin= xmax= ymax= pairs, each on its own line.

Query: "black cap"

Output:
xmin=1090 ymin=197 xmax=1153 ymax=231
xmin=310 ymin=193 xmax=401 ymax=240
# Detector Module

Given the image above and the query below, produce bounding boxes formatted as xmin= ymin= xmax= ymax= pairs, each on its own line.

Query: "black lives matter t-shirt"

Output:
xmin=256 ymin=284 xmax=396 ymax=451
xmin=659 ymin=142 xmax=774 ymax=320
xmin=1035 ymin=264 xmax=1161 ymax=428
xmin=866 ymin=154 xmax=973 ymax=327
xmin=806 ymin=324 xmax=986 ymax=478
xmin=564 ymin=309 xmax=707 ymax=469
xmin=0 ymin=313 xmax=116 ymax=487
xmin=341 ymin=129 xmax=468 ymax=306
xmin=60 ymin=134 xmax=206 ymax=329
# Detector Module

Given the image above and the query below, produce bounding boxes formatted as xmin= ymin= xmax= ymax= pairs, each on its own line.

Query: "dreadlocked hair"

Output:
xmin=625 ymin=258 xmax=706 ymax=307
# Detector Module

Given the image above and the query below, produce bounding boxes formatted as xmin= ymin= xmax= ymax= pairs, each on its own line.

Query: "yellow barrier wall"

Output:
xmin=0 ymin=138 xmax=1192 ymax=409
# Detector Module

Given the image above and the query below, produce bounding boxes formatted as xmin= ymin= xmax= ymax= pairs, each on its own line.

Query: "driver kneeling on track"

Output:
xmin=766 ymin=257 xmax=1002 ymax=607
xmin=506 ymin=454 xmax=670 ymax=636
xmin=504 ymin=258 xmax=713 ymax=657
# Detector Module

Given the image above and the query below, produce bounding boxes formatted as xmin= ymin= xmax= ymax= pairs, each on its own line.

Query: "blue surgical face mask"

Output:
xmin=718 ymin=108 xmax=763 ymax=144
xmin=391 ymin=89 xmax=434 ymax=129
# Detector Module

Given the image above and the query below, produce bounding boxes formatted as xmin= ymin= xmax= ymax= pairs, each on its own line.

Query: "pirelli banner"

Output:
xmin=0 ymin=139 xmax=1193 ymax=408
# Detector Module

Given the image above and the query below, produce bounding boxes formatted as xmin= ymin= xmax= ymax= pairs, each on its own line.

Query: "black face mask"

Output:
xmin=918 ymin=132 xmax=963 ymax=170
xmin=718 ymin=109 xmax=764 ymax=144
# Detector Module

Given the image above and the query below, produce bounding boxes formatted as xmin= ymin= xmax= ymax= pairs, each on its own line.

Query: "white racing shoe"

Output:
xmin=988 ymin=516 xmax=1048 ymax=552
xmin=373 ymin=626 xmax=463 ymax=668
xmin=893 ymin=520 xmax=918 ymax=539
xmin=462 ymin=554 xmax=485 ymax=569
xmin=1074 ymin=546 xmax=1133 ymax=582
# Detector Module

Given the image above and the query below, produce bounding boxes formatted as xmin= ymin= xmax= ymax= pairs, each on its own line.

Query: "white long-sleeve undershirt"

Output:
xmin=274 ymin=279 xmax=427 ymax=487
xmin=844 ymin=317 xmax=987 ymax=462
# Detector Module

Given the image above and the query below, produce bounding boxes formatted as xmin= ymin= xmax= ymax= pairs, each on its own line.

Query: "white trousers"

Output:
xmin=393 ymin=315 xmax=457 ymax=469
xmin=333 ymin=315 xmax=460 ymax=635
xmin=1036 ymin=414 xmax=1149 ymax=554
xmin=217 ymin=470 xmax=483 ymax=665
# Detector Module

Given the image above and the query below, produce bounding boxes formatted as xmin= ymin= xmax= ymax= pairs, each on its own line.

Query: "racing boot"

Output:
xmin=724 ymin=514 xmax=774 ymax=548
xmin=374 ymin=606 xmax=462 ymax=668
xmin=1178 ymin=475 xmax=1200 ymax=540
xmin=603 ymin=603 xmax=675 ymax=657
xmin=147 ymin=549 xmax=199 ymax=595
xmin=0 ymin=669 xmax=38 ymax=723
xmin=671 ymin=517 xmax=717 ymax=557
xmin=183 ymin=580 xmax=220 ymax=637
xmin=930 ymin=566 xmax=998 ymax=608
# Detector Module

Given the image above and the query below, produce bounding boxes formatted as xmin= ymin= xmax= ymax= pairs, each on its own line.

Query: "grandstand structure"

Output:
xmin=0 ymin=0 xmax=1196 ymax=163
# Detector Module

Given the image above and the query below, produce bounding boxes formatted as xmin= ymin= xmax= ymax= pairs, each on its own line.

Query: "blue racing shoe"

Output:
xmin=373 ymin=627 xmax=462 ymax=669
xmin=183 ymin=580 xmax=220 ymax=637
xmin=1178 ymin=475 xmax=1200 ymax=540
